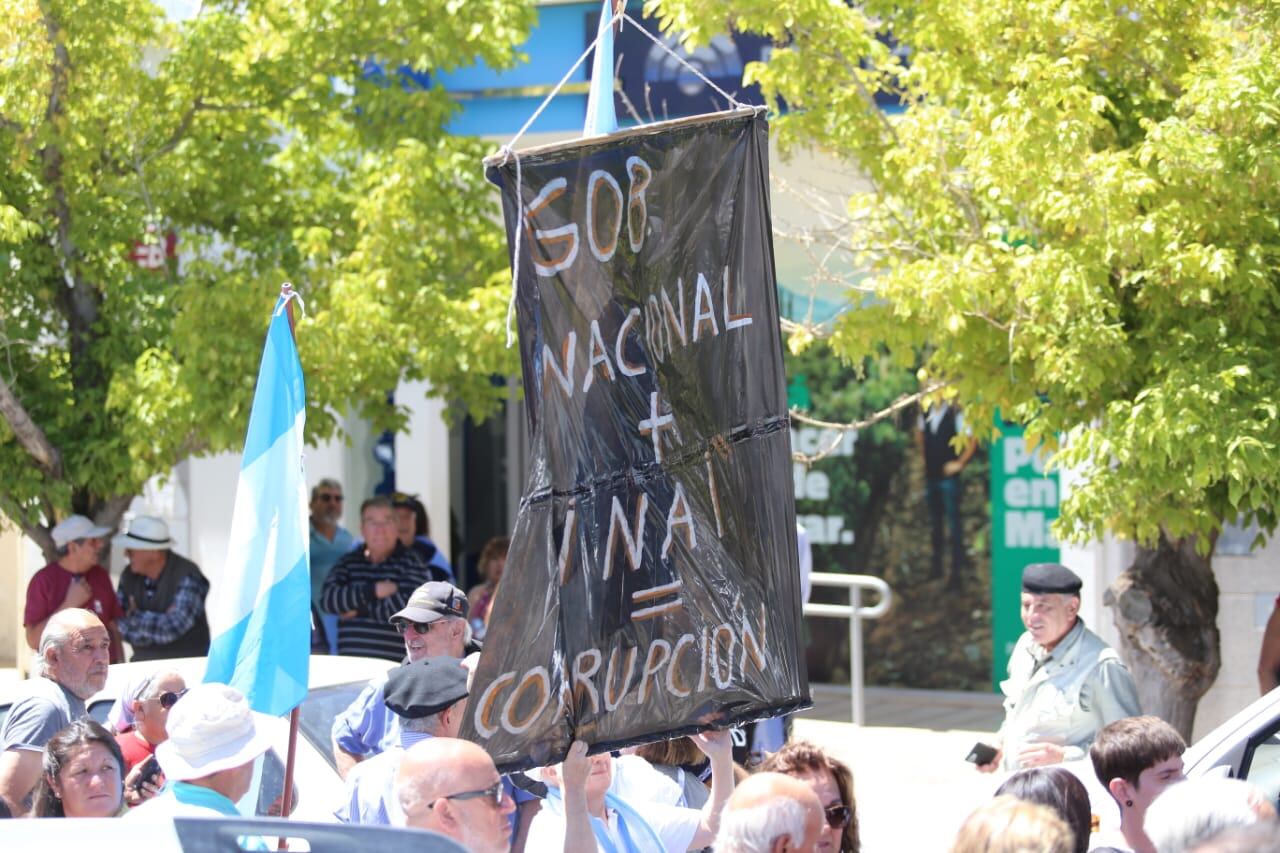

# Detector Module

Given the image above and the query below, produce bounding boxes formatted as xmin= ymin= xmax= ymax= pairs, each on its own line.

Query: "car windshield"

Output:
xmin=299 ymin=681 xmax=367 ymax=771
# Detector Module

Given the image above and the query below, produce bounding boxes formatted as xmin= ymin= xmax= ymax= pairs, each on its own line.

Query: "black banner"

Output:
xmin=463 ymin=111 xmax=809 ymax=771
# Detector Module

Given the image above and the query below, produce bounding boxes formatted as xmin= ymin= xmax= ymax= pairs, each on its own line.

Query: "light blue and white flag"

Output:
xmin=205 ymin=291 xmax=311 ymax=716
xmin=584 ymin=0 xmax=619 ymax=136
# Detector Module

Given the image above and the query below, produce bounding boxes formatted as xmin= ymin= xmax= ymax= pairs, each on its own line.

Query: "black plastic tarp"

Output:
xmin=462 ymin=109 xmax=810 ymax=772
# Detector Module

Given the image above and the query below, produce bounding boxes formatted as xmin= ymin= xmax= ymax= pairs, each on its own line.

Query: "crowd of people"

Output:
xmin=6 ymin=492 xmax=1280 ymax=852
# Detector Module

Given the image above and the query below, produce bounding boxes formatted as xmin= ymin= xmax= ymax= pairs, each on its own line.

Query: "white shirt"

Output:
xmin=525 ymin=796 xmax=700 ymax=852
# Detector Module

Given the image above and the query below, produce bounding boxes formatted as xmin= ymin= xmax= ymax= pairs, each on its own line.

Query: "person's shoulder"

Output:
xmin=25 ymin=562 xmax=63 ymax=591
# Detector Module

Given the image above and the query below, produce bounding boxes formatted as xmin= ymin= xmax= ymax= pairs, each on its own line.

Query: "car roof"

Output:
xmin=0 ymin=815 xmax=468 ymax=852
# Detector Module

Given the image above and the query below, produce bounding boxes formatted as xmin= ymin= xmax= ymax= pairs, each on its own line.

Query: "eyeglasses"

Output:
xmin=317 ymin=493 xmax=343 ymax=503
xmin=824 ymin=804 xmax=852 ymax=829
xmin=431 ymin=780 xmax=504 ymax=808
xmin=157 ymin=689 xmax=188 ymax=710
xmin=393 ymin=620 xmax=434 ymax=636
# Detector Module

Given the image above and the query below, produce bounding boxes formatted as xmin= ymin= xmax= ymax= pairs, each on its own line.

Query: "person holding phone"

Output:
xmin=974 ymin=563 xmax=1141 ymax=773
xmin=114 ymin=670 xmax=186 ymax=806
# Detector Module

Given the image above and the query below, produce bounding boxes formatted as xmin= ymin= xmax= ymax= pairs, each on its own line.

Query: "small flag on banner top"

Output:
xmin=584 ymin=0 xmax=619 ymax=136
xmin=204 ymin=289 xmax=311 ymax=716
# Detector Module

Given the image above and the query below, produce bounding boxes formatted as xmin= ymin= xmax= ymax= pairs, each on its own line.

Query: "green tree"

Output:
xmin=652 ymin=0 xmax=1280 ymax=733
xmin=0 ymin=0 xmax=532 ymax=555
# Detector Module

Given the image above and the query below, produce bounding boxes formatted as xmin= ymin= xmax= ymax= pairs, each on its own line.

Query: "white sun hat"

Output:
xmin=114 ymin=515 xmax=173 ymax=550
xmin=155 ymin=683 xmax=274 ymax=782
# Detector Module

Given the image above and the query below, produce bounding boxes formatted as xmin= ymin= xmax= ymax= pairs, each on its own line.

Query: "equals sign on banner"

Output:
xmin=630 ymin=579 xmax=684 ymax=622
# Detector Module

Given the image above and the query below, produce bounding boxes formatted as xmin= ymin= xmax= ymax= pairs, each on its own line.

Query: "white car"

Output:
xmin=1 ymin=654 xmax=396 ymax=822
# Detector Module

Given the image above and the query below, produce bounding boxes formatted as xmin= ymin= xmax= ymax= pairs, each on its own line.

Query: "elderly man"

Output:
xmin=125 ymin=683 xmax=272 ymax=826
xmin=336 ymin=656 xmax=469 ymax=825
xmin=396 ymin=738 xmax=515 ymax=852
xmin=321 ymin=496 xmax=433 ymax=661
xmin=24 ymin=515 xmax=124 ymax=662
xmin=331 ymin=580 xmax=475 ymax=775
xmin=1090 ymin=715 xmax=1188 ymax=853
xmin=977 ymin=563 xmax=1141 ymax=772
xmin=310 ymin=478 xmax=354 ymax=654
xmin=0 ymin=609 xmax=111 ymax=814
xmin=714 ymin=772 xmax=825 ymax=853
xmin=532 ymin=732 xmax=735 ymax=853
xmin=115 ymin=516 xmax=211 ymax=661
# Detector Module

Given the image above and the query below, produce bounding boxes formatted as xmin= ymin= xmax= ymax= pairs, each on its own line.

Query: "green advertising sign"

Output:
xmin=990 ymin=421 xmax=1061 ymax=690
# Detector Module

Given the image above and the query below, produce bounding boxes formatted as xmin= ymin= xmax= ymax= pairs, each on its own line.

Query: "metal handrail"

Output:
xmin=802 ymin=572 xmax=893 ymax=726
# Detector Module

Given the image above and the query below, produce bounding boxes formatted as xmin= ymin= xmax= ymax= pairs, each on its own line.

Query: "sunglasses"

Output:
xmin=393 ymin=620 xmax=434 ymax=636
xmin=157 ymin=688 xmax=188 ymax=710
xmin=317 ymin=493 xmax=344 ymax=503
xmin=432 ymin=780 xmax=504 ymax=808
xmin=825 ymin=804 xmax=852 ymax=829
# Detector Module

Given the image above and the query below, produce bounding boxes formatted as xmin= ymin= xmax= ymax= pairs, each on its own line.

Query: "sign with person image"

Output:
xmin=462 ymin=110 xmax=811 ymax=772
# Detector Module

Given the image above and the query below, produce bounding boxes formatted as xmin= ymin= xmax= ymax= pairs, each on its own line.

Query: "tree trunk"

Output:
xmin=1104 ymin=533 xmax=1221 ymax=740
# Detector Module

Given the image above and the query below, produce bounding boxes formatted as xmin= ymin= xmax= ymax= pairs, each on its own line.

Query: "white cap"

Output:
xmin=51 ymin=515 xmax=113 ymax=549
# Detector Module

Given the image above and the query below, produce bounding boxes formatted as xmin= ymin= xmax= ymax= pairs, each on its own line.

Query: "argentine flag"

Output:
xmin=584 ymin=0 xmax=619 ymax=136
xmin=204 ymin=292 xmax=311 ymax=715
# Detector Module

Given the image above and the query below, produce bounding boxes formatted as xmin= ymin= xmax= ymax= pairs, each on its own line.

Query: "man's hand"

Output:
xmin=975 ymin=747 xmax=1003 ymax=773
xmin=560 ymin=741 xmax=594 ymax=853
xmin=1016 ymin=742 xmax=1065 ymax=768
xmin=63 ymin=576 xmax=92 ymax=609
xmin=942 ymin=459 xmax=964 ymax=476
xmin=374 ymin=580 xmax=398 ymax=599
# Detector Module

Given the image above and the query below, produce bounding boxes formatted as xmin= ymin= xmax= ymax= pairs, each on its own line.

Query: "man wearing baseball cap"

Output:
xmin=975 ymin=562 xmax=1142 ymax=772
xmin=115 ymin=516 xmax=211 ymax=661
xmin=24 ymin=514 xmax=124 ymax=662
xmin=125 ymin=683 xmax=273 ymax=821
xmin=331 ymin=580 xmax=476 ymax=777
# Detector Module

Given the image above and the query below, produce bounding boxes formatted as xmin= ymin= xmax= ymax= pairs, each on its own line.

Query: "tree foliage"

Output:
xmin=651 ymin=0 xmax=1280 ymax=550
xmin=0 ymin=0 xmax=532 ymax=548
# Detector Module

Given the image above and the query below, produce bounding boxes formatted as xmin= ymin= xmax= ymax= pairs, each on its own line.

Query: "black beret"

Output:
xmin=1021 ymin=563 xmax=1083 ymax=595
xmin=383 ymin=656 xmax=469 ymax=720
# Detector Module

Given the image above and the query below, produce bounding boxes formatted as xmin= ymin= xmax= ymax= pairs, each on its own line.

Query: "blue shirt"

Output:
xmin=335 ymin=730 xmax=433 ymax=825
xmin=309 ymin=523 xmax=355 ymax=606
xmin=127 ymin=782 xmax=268 ymax=850
xmin=332 ymin=673 xmax=401 ymax=757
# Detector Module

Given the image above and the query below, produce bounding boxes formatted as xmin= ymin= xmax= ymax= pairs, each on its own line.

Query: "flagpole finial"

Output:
xmin=277 ymin=281 xmax=305 ymax=334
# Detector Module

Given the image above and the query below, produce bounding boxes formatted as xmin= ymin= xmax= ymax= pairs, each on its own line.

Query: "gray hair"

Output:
xmin=1146 ymin=778 xmax=1266 ymax=853
xmin=310 ymin=478 xmax=342 ymax=500
xmin=36 ymin=612 xmax=81 ymax=677
xmin=714 ymin=798 xmax=809 ymax=853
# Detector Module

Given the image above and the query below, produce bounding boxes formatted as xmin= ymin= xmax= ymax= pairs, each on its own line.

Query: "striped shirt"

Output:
xmin=320 ymin=544 xmax=430 ymax=661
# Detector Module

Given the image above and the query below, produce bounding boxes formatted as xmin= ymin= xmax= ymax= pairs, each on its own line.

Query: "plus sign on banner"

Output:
xmin=463 ymin=110 xmax=810 ymax=772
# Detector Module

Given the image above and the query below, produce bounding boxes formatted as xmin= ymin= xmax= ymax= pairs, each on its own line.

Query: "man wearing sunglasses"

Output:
xmin=117 ymin=670 xmax=187 ymax=807
xmin=396 ymin=737 xmax=515 ymax=853
xmin=331 ymin=580 xmax=475 ymax=778
xmin=335 ymin=656 xmax=469 ymax=826
xmin=309 ymin=478 xmax=354 ymax=654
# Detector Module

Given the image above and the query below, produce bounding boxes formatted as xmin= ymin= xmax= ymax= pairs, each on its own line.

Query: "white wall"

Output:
xmin=394 ymin=379 xmax=451 ymax=556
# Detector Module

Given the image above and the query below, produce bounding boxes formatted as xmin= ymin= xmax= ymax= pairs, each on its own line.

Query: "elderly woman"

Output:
xmin=759 ymin=741 xmax=859 ymax=853
xmin=30 ymin=720 xmax=126 ymax=818
xmin=466 ymin=536 xmax=510 ymax=635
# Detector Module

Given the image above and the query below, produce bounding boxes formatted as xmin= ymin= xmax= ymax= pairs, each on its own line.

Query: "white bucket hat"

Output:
xmin=155 ymin=683 xmax=274 ymax=781
xmin=114 ymin=515 xmax=173 ymax=551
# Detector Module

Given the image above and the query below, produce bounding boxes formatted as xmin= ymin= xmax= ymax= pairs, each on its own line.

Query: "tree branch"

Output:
xmin=0 ymin=370 xmax=63 ymax=480
xmin=790 ymin=380 xmax=951 ymax=464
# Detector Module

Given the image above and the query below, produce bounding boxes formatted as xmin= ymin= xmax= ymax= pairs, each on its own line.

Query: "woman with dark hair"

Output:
xmin=390 ymin=492 xmax=451 ymax=582
xmin=995 ymin=766 xmax=1092 ymax=853
xmin=758 ymin=741 xmax=858 ymax=852
xmin=30 ymin=720 xmax=125 ymax=818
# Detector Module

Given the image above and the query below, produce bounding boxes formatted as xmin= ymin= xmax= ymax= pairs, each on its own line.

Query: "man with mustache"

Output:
xmin=0 ymin=608 xmax=111 ymax=815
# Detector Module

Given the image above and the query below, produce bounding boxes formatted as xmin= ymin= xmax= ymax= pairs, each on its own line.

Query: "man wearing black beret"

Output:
xmin=336 ymin=655 xmax=469 ymax=825
xmin=975 ymin=563 xmax=1141 ymax=773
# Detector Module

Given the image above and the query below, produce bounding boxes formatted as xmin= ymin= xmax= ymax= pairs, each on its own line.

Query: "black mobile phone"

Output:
xmin=133 ymin=755 xmax=162 ymax=792
xmin=965 ymin=742 xmax=999 ymax=765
